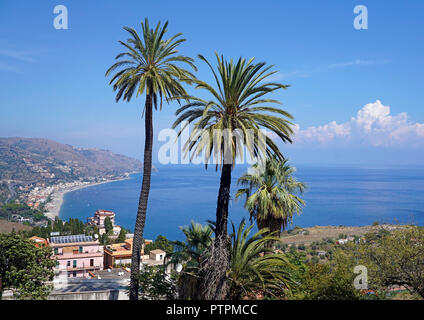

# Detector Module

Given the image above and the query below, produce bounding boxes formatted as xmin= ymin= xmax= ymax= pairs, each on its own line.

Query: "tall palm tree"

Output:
xmin=173 ymin=53 xmax=294 ymax=298
xmin=236 ymin=157 xmax=306 ymax=247
xmin=105 ymin=18 xmax=196 ymax=300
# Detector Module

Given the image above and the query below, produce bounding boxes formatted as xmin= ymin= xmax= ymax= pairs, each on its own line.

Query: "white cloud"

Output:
xmin=293 ymin=100 xmax=424 ymax=148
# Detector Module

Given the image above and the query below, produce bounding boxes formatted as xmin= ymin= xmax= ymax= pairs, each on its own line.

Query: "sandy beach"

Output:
xmin=43 ymin=176 xmax=133 ymax=220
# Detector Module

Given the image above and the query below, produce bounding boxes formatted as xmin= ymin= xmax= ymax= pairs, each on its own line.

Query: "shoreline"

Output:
xmin=43 ymin=175 xmax=135 ymax=221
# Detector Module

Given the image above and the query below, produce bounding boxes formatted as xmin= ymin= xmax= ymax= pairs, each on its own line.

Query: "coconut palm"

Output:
xmin=227 ymin=219 xmax=294 ymax=299
xmin=236 ymin=157 xmax=306 ymax=247
xmin=172 ymin=53 xmax=294 ymax=298
xmin=105 ymin=18 xmax=196 ymax=300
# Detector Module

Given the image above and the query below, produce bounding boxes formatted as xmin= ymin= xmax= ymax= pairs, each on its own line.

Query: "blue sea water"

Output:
xmin=59 ymin=164 xmax=424 ymax=241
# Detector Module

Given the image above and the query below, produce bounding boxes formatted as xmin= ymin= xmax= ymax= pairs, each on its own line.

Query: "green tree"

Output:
xmin=236 ymin=157 xmax=306 ymax=248
xmin=106 ymin=18 xmax=196 ymax=300
xmin=104 ymin=217 xmax=113 ymax=235
xmin=296 ymin=261 xmax=361 ymax=300
xmin=173 ymin=54 xmax=294 ymax=298
xmin=350 ymin=226 xmax=424 ymax=298
xmin=144 ymin=235 xmax=174 ymax=255
xmin=116 ymin=228 xmax=127 ymax=243
xmin=168 ymin=222 xmax=213 ymax=300
xmin=138 ymin=265 xmax=177 ymax=300
xmin=0 ymin=233 xmax=55 ymax=300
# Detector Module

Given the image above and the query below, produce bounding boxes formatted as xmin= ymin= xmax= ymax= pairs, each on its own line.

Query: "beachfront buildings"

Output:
xmin=50 ymin=234 xmax=104 ymax=278
xmin=87 ymin=209 xmax=121 ymax=236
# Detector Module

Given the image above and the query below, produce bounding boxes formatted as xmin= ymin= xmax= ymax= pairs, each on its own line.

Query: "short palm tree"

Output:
xmin=168 ymin=222 xmax=213 ymax=299
xmin=173 ymin=53 xmax=294 ymax=298
xmin=227 ymin=219 xmax=294 ymax=299
xmin=105 ymin=18 xmax=196 ymax=300
xmin=236 ymin=157 xmax=306 ymax=247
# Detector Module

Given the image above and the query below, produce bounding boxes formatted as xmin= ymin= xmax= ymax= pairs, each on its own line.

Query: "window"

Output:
xmin=79 ymin=246 xmax=83 ymax=253
xmin=90 ymin=259 xmax=94 ymax=267
xmin=54 ymin=248 xmax=58 ymax=255
xmin=73 ymin=271 xmax=76 ymax=277
xmin=67 ymin=261 xmax=70 ymax=267
xmin=73 ymin=260 xmax=77 ymax=268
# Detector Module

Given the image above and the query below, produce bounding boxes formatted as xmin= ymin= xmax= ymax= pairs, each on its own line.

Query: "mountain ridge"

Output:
xmin=0 ymin=137 xmax=143 ymax=202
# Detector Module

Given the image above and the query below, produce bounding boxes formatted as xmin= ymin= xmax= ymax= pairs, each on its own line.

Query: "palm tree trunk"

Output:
xmin=215 ymin=163 xmax=232 ymax=238
xmin=129 ymin=93 xmax=153 ymax=300
xmin=203 ymin=163 xmax=232 ymax=299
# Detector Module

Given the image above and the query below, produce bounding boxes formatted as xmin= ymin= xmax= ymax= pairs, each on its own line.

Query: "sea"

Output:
xmin=59 ymin=164 xmax=424 ymax=241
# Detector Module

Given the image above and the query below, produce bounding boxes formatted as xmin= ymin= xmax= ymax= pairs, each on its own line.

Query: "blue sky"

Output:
xmin=0 ymin=0 xmax=423 ymax=166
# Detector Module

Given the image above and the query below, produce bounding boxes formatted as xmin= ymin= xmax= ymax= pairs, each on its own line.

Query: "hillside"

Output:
xmin=0 ymin=219 xmax=32 ymax=233
xmin=0 ymin=137 xmax=143 ymax=202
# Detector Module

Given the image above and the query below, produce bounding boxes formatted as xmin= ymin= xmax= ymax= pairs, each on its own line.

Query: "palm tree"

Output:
xmin=227 ymin=219 xmax=294 ymax=299
xmin=105 ymin=18 xmax=196 ymax=300
xmin=236 ymin=157 xmax=306 ymax=247
xmin=173 ymin=53 xmax=294 ymax=298
xmin=168 ymin=222 xmax=213 ymax=299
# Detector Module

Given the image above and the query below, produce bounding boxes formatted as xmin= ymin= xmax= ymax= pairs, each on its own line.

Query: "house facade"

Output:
xmin=50 ymin=234 xmax=104 ymax=278
xmin=104 ymin=238 xmax=153 ymax=268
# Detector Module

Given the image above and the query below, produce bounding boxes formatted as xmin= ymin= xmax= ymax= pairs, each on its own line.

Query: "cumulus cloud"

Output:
xmin=293 ymin=100 xmax=424 ymax=148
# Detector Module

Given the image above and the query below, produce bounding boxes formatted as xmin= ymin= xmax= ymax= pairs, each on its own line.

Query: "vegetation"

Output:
xmin=173 ymin=53 xmax=294 ymax=299
xmin=138 ymin=265 xmax=177 ymax=300
xmin=25 ymin=217 xmax=93 ymax=239
xmin=0 ymin=203 xmax=48 ymax=223
xmin=116 ymin=228 xmax=127 ymax=243
xmin=168 ymin=222 xmax=214 ymax=300
xmin=106 ymin=18 xmax=196 ymax=300
xmin=104 ymin=216 xmax=113 ymax=234
xmin=236 ymin=157 xmax=306 ymax=247
xmin=342 ymin=226 xmax=424 ymax=298
xmin=226 ymin=220 xmax=293 ymax=299
xmin=144 ymin=235 xmax=174 ymax=255
xmin=0 ymin=232 xmax=55 ymax=300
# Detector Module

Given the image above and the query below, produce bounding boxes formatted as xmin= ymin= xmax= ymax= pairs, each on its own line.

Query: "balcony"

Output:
xmin=55 ymin=251 xmax=103 ymax=260
xmin=66 ymin=265 xmax=102 ymax=271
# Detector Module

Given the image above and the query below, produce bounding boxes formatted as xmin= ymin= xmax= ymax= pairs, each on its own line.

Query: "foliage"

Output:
xmin=106 ymin=17 xmax=196 ymax=300
xmin=144 ymin=235 xmax=174 ymax=255
xmin=295 ymin=261 xmax=362 ymax=300
xmin=0 ymin=232 xmax=55 ymax=300
xmin=168 ymin=221 xmax=213 ymax=300
xmin=226 ymin=219 xmax=294 ymax=300
xmin=116 ymin=228 xmax=127 ymax=243
xmin=236 ymin=157 xmax=306 ymax=243
xmin=0 ymin=203 xmax=48 ymax=222
xmin=106 ymin=18 xmax=196 ymax=106
xmin=104 ymin=217 xmax=113 ymax=234
xmin=172 ymin=52 xmax=294 ymax=299
xmin=346 ymin=226 xmax=424 ymax=298
xmin=138 ymin=265 xmax=177 ymax=300
xmin=173 ymin=53 xmax=294 ymax=166
xmin=24 ymin=217 xmax=91 ymax=239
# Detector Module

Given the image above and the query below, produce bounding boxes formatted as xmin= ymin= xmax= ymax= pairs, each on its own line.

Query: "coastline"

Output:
xmin=43 ymin=175 xmax=135 ymax=221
